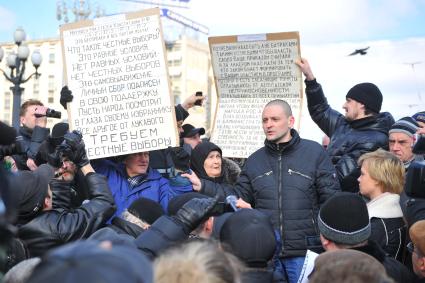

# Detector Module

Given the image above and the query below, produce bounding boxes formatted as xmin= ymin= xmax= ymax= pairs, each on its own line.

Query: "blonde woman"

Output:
xmin=358 ymin=149 xmax=406 ymax=261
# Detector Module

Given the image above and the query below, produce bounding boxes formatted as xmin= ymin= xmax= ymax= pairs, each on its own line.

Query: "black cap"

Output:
xmin=219 ymin=209 xmax=276 ymax=267
xmin=181 ymin=124 xmax=205 ymax=138
xmin=27 ymin=241 xmax=153 ymax=283
xmin=11 ymin=164 xmax=55 ymax=223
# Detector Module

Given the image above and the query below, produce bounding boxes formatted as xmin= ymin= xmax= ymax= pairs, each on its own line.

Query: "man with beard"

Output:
xmin=296 ymin=58 xmax=394 ymax=192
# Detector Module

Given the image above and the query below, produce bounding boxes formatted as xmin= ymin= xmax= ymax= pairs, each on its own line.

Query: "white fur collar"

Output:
xmin=367 ymin=193 xmax=403 ymax=219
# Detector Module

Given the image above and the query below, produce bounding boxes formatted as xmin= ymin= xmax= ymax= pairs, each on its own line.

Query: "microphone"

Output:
xmin=225 ymin=195 xmax=239 ymax=211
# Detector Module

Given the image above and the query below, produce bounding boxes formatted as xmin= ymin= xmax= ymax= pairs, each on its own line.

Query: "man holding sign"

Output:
xmin=185 ymin=99 xmax=339 ymax=283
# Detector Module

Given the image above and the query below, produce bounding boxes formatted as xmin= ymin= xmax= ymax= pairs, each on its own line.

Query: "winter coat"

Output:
xmin=13 ymin=126 xmax=50 ymax=170
xmin=17 ymin=173 xmax=116 ymax=257
xmin=304 ymin=79 xmax=394 ymax=192
xmin=367 ymin=193 xmax=406 ymax=262
xmin=93 ymin=159 xmax=193 ymax=218
xmin=200 ymin=129 xmax=340 ymax=258
xmin=352 ymin=241 xmax=414 ymax=283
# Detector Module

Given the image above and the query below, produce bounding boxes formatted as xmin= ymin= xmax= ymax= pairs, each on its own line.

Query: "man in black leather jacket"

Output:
xmin=296 ymin=58 xmax=394 ymax=192
xmin=185 ymin=100 xmax=340 ymax=283
xmin=15 ymin=131 xmax=116 ymax=257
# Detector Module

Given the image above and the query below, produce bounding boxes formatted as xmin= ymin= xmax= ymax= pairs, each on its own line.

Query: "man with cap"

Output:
xmin=185 ymin=99 xmax=340 ymax=283
xmin=181 ymin=123 xmax=205 ymax=153
xmin=296 ymin=59 xmax=395 ymax=192
xmin=318 ymin=192 xmax=412 ymax=283
xmin=389 ymin=117 xmax=422 ymax=169
xmin=15 ymin=130 xmax=116 ymax=257
xmin=409 ymin=220 xmax=425 ymax=282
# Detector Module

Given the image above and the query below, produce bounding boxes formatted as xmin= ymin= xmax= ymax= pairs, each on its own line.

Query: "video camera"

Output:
xmin=0 ymin=136 xmax=26 ymax=161
xmin=405 ymin=136 xmax=425 ymax=199
xmin=35 ymin=108 xmax=62 ymax=119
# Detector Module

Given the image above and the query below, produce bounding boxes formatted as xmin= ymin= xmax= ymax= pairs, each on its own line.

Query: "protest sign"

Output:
xmin=209 ymin=32 xmax=302 ymax=158
xmin=60 ymin=8 xmax=178 ymax=159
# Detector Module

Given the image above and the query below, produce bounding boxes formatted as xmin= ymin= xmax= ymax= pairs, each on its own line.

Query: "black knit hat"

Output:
xmin=389 ymin=116 xmax=419 ymax=137
xmin=190 ymin=141 xmax=223 ymax=181
xmin=127 ymin=197 xmax=165 ymax=225
xmin=11 ymin=164 xmax=55 ymax=223
xmin=27 ymin=241 xmax=153 ymax=283
xmin=220 ymin=209 xmax=276 ymax=268
xmin=346 ymin=83 xmax=383 ymax=113
xmin=318 ymin=193 xmax=371 ymax=245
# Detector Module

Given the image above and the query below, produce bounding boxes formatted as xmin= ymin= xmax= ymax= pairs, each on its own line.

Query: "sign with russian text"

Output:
xmin=209 ymin=32 xmax=302 ymax=158
xmin=60 ymin=8 xmax=178 ymax=159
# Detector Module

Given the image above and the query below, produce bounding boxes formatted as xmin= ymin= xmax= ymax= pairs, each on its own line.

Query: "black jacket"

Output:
xmin=241 ymin=269 xmax=274 ymax=283
xmin=305 ymin=79 xmax=394 ymax=192
xmin=201 ymin=130 xmax=340 ymax=257
xmin=18 ymin=173 xmax=116 ymax=257
xmin=13 ymin=126 xmax=50 ymax=170
xmin=370 ymin=217 xmax=406 ymax=262
xmin=352 ymin=241 xmax=413 ymax=283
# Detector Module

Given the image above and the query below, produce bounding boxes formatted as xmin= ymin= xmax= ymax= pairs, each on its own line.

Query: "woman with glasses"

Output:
xmin=358 ymin=149 xmax=406 ymax=262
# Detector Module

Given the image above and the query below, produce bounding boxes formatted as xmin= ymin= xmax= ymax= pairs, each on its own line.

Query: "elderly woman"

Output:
xmin=190 ymin=141 xmax=240 ymax=186
xmin=357 ymin=149 xmax=406 ymax=261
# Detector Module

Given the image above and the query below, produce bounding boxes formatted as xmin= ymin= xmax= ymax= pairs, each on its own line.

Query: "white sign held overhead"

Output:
xmin=60 ymin=8 xmax=178 ymax=159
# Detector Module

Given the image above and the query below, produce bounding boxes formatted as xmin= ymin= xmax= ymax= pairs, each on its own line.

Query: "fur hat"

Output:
xmin=389 ymin=117 xmax=419 ymax=137
xmin=127 ymin=197 xmax=164 ymax=225
xmin=219 ymin=209 xmax=276 ymax=267
xmin=318 ymin=193 xmax=371 ymax=245
xmin=346 ymin=83 xmax=383 ymax=113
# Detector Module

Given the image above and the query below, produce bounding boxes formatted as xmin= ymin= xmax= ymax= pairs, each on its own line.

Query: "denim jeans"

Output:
xmin=273 ymin=256 xmax=305 ymax=283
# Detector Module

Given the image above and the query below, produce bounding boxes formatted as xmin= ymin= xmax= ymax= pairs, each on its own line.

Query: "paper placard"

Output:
xmin=60 ymin=8 xmax=178 ymax=159
xmin=209 ymin=32 xmax=303 ymax=158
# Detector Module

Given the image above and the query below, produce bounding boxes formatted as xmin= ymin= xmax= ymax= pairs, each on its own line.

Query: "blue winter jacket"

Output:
xmin=93 ymin=159 xmax=193 ymax=219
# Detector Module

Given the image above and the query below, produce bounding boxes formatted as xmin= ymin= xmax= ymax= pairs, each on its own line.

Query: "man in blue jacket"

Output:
xmin=93 ymin=151 xmax=193 ymax=220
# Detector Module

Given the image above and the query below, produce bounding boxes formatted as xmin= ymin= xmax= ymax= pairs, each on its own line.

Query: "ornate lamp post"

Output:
xmin=0 ymin=27 xmax=42 ymax=129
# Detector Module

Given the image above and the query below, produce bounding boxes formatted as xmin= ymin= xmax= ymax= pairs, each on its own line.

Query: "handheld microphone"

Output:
xmin=225 ymin=195 xmax=239 ymax=211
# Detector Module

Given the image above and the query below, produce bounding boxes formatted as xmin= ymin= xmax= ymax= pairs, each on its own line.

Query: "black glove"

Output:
xmin=170 ymin=146 xmax=190 ymax=171
xmin=60 ymin=86 xmax=73 ymax=110
xmin=173 ymin=195 xmax=219 ymax=233
xmin=59 ymin=130 xmax=89 ymax=168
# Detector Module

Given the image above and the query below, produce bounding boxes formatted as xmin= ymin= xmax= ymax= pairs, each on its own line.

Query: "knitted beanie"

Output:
xmin=389 ymin=117 xmax=419 ymax=137
xmin=346 ymin=83 xmax=383 ymax=113
xmin=318 ymin=193 xmax=371 ymax=245
xmin=412 ymin=111 xmax=425 ymax=124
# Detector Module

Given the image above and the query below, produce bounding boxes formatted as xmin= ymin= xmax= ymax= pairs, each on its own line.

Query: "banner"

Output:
xmin=209 ymin=32 xmax=302 ymax=158
xmin=60 ymin=8 xmax=178 ymax=159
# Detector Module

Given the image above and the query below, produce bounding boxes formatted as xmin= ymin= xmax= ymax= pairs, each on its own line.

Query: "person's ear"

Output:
xmin=204 ymin=217 xmax=214 ymax=233
xmin=288 ymin=116 xmax=295 ymax=128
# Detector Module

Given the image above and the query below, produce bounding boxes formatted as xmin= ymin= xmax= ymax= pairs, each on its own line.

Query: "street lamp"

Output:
xmin=0 ymin=27 xmax=42 ymax=129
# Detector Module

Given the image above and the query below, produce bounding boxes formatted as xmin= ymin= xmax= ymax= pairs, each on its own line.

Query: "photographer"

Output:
xmin=15 ymin=130 xmax=116 ymax=257
xmin=12 ymin=100 xmax=51 ymax=171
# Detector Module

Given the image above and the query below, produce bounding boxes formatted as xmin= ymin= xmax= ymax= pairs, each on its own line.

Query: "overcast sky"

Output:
xmin=1 ymin=0 xmax=424 ymax=141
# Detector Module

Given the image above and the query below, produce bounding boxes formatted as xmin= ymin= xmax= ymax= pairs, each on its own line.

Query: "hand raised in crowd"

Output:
xmin=26 ymin=158 xmax=38 ymax=171
xmin=174 ymin=195 xmax=219 ymax=233
xmin=60 ymin=86 xmax=74 ymax=110
xmin=59 ymin=130 xmax=90 ymax=168
xmin=33 ymin=106 xmax=48 ymax=127
xmin=181 ymin=170 xmax=202 ymax=191
xmin=295 ymin=58 xmax=315 ymax=81
xmin=181 ymin=93 xmax=205 ymax=110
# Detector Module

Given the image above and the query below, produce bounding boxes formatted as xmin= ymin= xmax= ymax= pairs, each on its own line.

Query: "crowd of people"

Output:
xmin=0 ymin=58 xmax=425 ymax=283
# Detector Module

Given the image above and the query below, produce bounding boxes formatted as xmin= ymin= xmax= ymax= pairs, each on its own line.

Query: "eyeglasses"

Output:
xmin=407 ymin=242 xmax=423 ymax=257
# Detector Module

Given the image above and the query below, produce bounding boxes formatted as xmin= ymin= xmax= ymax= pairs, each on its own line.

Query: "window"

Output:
xmin=48 ymin=90 xmax=54 ymax=104
xmin=49 ymin=53 xmax=55 ymax=64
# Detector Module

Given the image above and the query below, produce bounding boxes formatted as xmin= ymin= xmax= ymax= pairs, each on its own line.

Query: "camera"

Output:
xmin=405 ymin=136 xmax=425 ymax=199
xmin=0 ymin=136 xmax=26 ymax=160
xmin=194 ymin=91 xmax=203 ymax=106
xmin=35 ymin=108 xmax=62 ymax=119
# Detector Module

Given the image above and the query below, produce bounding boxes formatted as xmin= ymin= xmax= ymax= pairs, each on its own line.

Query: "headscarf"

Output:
xmin=190 ymin=141 xmax=223 ymax=183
